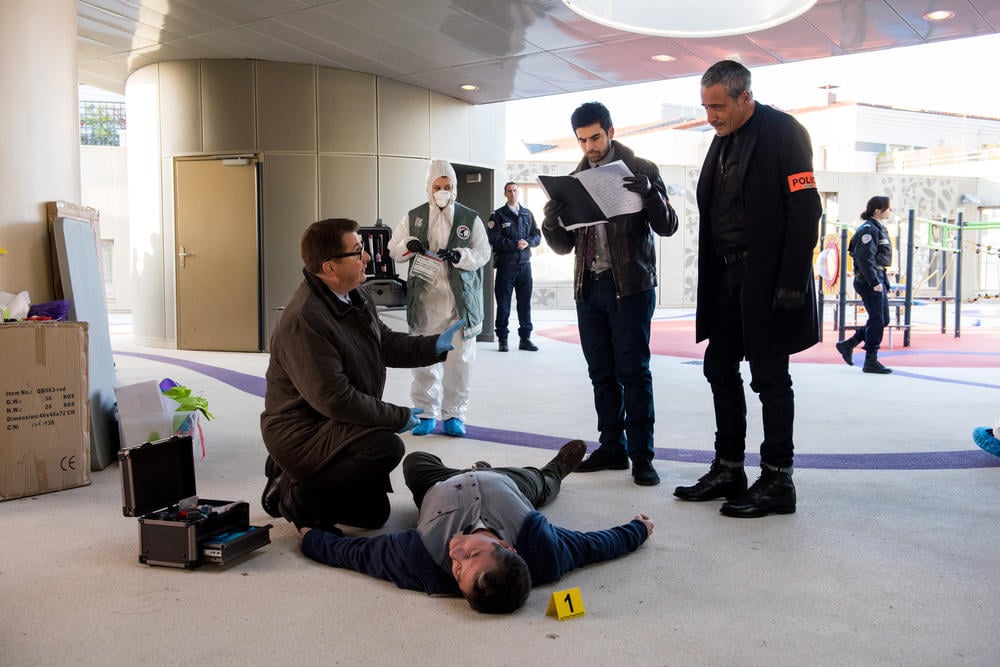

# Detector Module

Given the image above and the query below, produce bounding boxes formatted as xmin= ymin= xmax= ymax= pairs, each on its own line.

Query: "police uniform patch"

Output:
xmin=861 ymin=233 xmax=873 ymax=244
xmin=457 ymin=225 xmax=471 ymax=240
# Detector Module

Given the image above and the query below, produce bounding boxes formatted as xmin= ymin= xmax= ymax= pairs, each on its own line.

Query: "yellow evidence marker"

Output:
xmin=546 ymin=587 xmax=586 ymax=620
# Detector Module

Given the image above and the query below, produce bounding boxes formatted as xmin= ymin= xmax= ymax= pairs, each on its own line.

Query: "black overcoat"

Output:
xmin=695 ymin=103 xmax=822 ymax=358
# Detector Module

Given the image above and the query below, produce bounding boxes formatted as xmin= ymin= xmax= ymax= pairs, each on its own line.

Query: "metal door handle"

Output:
xmin=178 ymin=245 xmax=195 ymax=268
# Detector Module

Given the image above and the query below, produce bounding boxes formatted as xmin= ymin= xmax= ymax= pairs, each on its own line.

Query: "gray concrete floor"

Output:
xmin=2 ymin=306 xmax=999 ymax=666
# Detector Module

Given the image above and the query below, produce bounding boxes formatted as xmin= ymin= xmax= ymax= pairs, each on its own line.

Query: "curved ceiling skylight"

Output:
xmin=562 ymin=0 xmax=819 ymax=38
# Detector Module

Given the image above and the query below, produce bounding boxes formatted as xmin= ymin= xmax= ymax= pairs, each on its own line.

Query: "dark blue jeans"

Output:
xmin=576 ymin=278 xmax=655 ymax=461
xmin=702 ymin=264 xmax=795 ymax=468
xmin=852 ymin=272 xmax=889 ymax=351
xmin=494 ymin=261 xmax=533 ymax=340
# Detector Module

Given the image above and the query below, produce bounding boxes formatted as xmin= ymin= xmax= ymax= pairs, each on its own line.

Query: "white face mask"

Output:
xmin=433 ymin=190 xmax=453 ymax=208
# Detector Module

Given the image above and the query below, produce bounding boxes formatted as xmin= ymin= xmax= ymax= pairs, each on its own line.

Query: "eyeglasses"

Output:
xmin=326 ymin=249 xmax=364 ymax=262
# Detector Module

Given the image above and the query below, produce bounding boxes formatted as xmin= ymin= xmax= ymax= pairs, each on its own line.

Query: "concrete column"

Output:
xmin=0 ymin=0 xmax=80 ymax=302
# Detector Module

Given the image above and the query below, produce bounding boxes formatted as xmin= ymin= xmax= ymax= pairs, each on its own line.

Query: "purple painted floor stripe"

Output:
xmin=116 ymin=351 xmax=266 ymax=397
xmin=115 ymin=351 xmax=1000 ymax=470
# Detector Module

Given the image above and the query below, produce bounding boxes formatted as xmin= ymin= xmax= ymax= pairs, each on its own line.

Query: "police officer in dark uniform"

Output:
xmin=486 ymin=182 xmax=541 ymax=352
xmin=836 ymin=195 xmax=894 ymax=374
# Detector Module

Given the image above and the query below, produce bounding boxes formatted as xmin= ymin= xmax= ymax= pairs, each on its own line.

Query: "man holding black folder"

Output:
xmin=541 ymin=101 xmax=678 ymax=487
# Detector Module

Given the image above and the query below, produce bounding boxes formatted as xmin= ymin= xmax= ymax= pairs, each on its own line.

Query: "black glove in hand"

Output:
xmin=773 ymin=287 xmax=806 ymax=310
xmin=437 ymin=248 xmax=461 ymax=264
xmin=623 ymin=174 xmax=651 ymax=196
xmin=542 ymin=199 xmax=564 ymax=228
xmin=406 ymin=239 xmax=426 ymax=255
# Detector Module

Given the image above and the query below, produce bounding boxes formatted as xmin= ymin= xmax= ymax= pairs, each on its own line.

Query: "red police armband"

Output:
xmin=787 ymin=171 xmax=816 ymax=192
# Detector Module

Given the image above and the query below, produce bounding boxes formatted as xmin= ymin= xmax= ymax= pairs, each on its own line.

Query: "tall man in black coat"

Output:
xmin=674 ymin=60 xmax=821 ymax=518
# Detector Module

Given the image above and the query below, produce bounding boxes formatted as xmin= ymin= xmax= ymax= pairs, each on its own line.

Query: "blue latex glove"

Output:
xmin=435 ymin=318 xmax=466 ymax=355
xmin=398 ymin=407 xmax=424 ymax=433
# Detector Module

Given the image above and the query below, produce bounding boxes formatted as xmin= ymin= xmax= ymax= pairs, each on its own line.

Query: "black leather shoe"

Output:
xmin=632 ymin=458 xmax=660 ymax=486
xmin=519 ymin=338 xmax=538 ymax=351
xmin=575 ymin=447 xmax=629 ymax=472
xmin=279 ymin=489 xmax=344 ymax=535
xmin=719 ymin=468 xmax=796 ymax=518
xmin=498 ymin=339 xmax=509 ymax=352
xmin=261 ymin=457 xmax=282 ymax=518
xmin=673 ymin=460 xmax=747 ymax=501
xmin=835 ymin=340 xmax=855 ymax=366
xmin=542 ymin=440 xmax=587 ymax=479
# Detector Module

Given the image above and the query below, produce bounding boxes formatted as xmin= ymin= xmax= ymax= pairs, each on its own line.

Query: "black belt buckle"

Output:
xmin=721 ymin=251 xmax=748 ymax=265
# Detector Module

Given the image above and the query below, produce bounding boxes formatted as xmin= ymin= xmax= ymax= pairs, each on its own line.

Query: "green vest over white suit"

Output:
xmin=406 ymin=202 xmax=484 ymax=338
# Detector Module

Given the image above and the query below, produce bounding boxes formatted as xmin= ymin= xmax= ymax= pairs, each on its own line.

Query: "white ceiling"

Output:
xmin=78 ymin=0 xmax=1000 ymax=105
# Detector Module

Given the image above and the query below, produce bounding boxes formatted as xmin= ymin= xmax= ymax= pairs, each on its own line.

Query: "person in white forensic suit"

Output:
xmin=388 ymin=160 xmax=490 ymax=437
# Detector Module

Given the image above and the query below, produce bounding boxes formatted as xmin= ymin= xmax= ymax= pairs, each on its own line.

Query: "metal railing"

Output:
xmin=80 ymin=100 xmax=126 ymax=146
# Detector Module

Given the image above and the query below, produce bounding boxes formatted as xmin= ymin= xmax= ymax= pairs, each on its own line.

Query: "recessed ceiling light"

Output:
xmin=460 ymin=84 xmax=479 ymax=91
xmin=923 ymin=9 xmax=955 ymax=21
xmin=651 ymin=54 xmax=676 ymax=62
xmin=562 ymin=0 xmax=817 ymax=38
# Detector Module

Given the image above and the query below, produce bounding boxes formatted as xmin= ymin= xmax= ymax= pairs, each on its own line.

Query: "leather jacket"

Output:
xmin=542 ymin=140 xmax=678 ymax=301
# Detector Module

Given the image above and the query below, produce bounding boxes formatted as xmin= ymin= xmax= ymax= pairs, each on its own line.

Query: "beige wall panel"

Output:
xmin=378 ymin=156 xmax=431 ymax=232
xmin=378 ymin=79 xmax=429 ymax=158
xmin=126 ymin=65 xmax=167 ymax=344
xmin=471 ymin=103 xmax=505 ymax=170
xmin=430 ymin=92 xmax=470 ymax=162
xmin=158 ymin=61 xmax=203 ymax=157
xmin=318 ymin=69 xmax=377 ymax=154
xmin=319 ymin=155 xmax=378 ymax=224
xmin=262 ymin=153 xmax=318 ymax=345
xmin=202 ymin=60 xmax=256 ymax=153
xmin=161 ymin=157 xmax=178 ymax=343
xmin=257 ymin=62 xmax=316 ymax=152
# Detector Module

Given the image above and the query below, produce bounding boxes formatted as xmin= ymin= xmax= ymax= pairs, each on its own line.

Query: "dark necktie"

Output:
xmin=584 ymin=226 xmax=596 ymax=268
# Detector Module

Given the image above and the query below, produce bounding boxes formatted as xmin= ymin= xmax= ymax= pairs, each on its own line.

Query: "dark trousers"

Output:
xmin=289 ymin=429 xmax=404 ymax=529
xmin=702 ymin=264 xmax=795 ymax=468
xmin=402 ymin=451 xmax=561 ymax=510
xmin=851 ymin=272 xmax=889 ymax=351
xmin=494 ymin=261 xmax=533 ymax=340
xmin=576 ymin=278 xmax=656 ymax=461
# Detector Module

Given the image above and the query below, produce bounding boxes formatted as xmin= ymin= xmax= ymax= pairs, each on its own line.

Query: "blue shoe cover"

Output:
xmin=972 ymin=427 xmax=1000 ymax=457
xmin=412 ymin=418 xmax=437 ymax=436
xmin=443 ymin=418 xmax=466 ymax=437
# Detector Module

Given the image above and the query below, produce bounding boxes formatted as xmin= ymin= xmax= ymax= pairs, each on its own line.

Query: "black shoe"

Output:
xmin=471 ymin=461 xmax=492 ymax=471
xmin=498 ymin=339 xmax=509 ymax=352
xmin=673 ymin=460 xmax=747 ymax=501
xmin=575 ymin=447 xmax=630 ymax=472
xmin=631 ymin=458 xmax=660 ymax=486
xmin=863 ymin=351 xmax=892 ymax=374
xmin=835 ymin=340 xmax=855 ymax=366
xmin=279 ymin=489 xmax=344 ymax=536
xmin=261 ymin=457 xmax=282 ymax=518
xmin=519 ymin=338 xmax=538 ymax=351
xmin=719 ymin=467 xmax=796 ymax=518
xmin=542 ymin=440 xmax=587 ymax=479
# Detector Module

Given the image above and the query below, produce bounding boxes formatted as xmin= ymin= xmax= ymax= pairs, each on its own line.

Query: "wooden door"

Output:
xmin=174 ymin=158 xmax=260 ymax=351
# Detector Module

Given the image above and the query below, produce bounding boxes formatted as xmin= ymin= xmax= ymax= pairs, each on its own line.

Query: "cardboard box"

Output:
xmin=1 ymin=321 xmax=91 ymax=500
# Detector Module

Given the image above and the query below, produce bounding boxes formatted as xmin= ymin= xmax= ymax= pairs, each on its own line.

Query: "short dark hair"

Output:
xmin=861 ymin=196 xmax=891 ymax=220
xmin=464 ymin=544 xmax=531 ymax=614
xmin=301 ymin=218 xmax=359 ymax=274
xmin=701 ymin=60 xmax=752 ymax=100
xmin=504 ymin=181 xmax=517 ymax=191
xmin=571 ymin=101 xmax=613 ymax=132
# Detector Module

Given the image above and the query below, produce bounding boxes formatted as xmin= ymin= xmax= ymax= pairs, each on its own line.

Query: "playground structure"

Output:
xmin=816 ymin=209 xmax=1000 ymax=347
